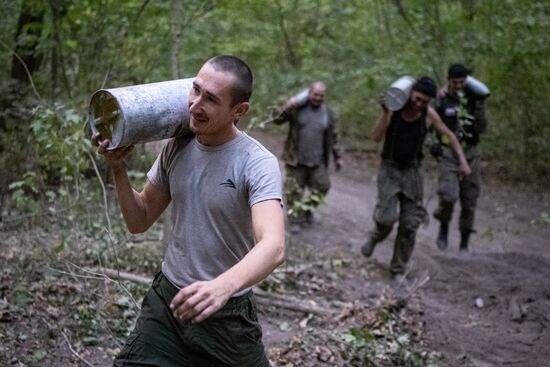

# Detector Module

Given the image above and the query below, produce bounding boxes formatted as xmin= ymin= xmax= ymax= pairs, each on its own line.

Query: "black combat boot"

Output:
xmin=437 ymin=222 xmax=449 ymax=250
xmin=361 ymin=237 xmax=377 ymax=258
xmin=304 ymin=210 xmax=314 ymax=227
xmin=459 ymin=231 xmax=470 ymax=252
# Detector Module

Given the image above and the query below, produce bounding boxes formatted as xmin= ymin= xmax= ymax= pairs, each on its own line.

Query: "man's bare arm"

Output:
xmin=371 ymin=109 xmax=392 ymax=142
xmin=93 ymin=133 xmax=171 ymax=233
xmin=170 ymin=199 xmax=285 ymax=323
xmin=427 ymin=107 xmax=472 ymax=177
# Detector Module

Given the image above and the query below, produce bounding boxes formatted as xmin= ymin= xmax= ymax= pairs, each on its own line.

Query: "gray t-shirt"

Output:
xmin=147 ymin=132 xmax=282 ymax=296
xmin=296 ymin=104 xmax=328 ymax=167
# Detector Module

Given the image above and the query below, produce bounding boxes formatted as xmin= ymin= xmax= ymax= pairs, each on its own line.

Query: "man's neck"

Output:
xmin=448 ymin=88 xmax=463 ymax=98
xmin=401 ymin=106 xmax=423 ymax=122
xmin=196 ymin=125 xmax=240 ymax=146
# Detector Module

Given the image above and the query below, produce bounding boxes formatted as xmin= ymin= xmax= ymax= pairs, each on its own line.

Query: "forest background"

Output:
xmin=0 ymin=0 xmax=549 ymax=365
xmin=2 ymin=0 xmax=549 ymax=193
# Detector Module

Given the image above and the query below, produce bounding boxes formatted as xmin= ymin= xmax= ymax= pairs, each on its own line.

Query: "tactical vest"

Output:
xmin=436 ymin=92 xmax=481 ymax=146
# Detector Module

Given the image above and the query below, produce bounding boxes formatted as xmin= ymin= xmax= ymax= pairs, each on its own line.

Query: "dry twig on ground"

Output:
xmin=62 ymin=330 xmax=94 ymax=367
xmin=89 ymin=267 xmax=333 ymax=316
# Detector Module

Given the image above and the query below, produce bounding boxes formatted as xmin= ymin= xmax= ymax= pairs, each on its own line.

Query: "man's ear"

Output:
xmin=233 ymin=102 xmax=250 ymax=120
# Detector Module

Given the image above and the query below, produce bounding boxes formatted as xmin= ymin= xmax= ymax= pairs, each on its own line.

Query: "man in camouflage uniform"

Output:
xmin=361 ymin=77 xmax=471 ymax=279
xmin=433 ymin=64 xmax=488 ymax=252
xmin=272 ymin=82 xmax=343 ymax=233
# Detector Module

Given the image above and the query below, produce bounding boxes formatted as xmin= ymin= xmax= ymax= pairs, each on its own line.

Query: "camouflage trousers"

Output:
xmin=284 ymin=163 xmax=330 ymax=224
xmin=433 ymin=145 xmax=481 ymax=233
xmin=368 ymin=161 xmax=427 ymax=274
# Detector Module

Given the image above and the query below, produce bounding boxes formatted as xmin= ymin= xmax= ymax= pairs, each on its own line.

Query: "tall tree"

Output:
xmin=171 ymin=0 xmax=183 ymax=79
xmin=11 ymin=0 xmax=45 ymax=84
xmin=49 ymin=0 xmax=70 ymax=98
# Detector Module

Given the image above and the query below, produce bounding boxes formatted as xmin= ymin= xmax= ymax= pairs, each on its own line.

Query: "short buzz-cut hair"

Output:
xmin=412 ymin=76 xmax=437 ymax=98
xmin=448 ymin=63 xmax=469 ymax=79
xmin=206 ymin=55 xmax=253 ymax=105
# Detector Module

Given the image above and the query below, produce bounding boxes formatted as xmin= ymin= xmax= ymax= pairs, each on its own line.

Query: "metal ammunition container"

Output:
xmin=290 ymin=88 xmax=309 ymax=107
xmin=384 ymin=76 xmax=416 ymax=111
xmin=88 ymin=78 xmax=195 ymax=149
xmin=466 ymin=76 xmax=490 ymax=98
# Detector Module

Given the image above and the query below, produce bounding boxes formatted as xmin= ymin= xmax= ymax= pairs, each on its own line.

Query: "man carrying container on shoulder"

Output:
xmin=361 ymin=76 xmax=471 ymax=281
xmin=433 ymin=63 xmax=489 ymax=252
xmin=93 ymin=55 xmax=285 ymax=367
xmin=272 ymin=82 xmax=343 ymax=234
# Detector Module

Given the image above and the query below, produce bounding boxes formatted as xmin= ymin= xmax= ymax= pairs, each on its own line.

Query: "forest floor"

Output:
xmin=1 ymin=128 xmax=549 ymax=366
xmin=255 ymin=130 xmax=550 ymax=367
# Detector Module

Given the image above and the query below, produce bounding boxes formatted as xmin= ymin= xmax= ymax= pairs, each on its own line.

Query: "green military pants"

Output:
xmin=114 ymin=272 xmax=269 ymax=367
xmin=368 ymin=161 xmax=427 ymax=274
xmin=433 ymin=145 xmax=481 ymax=233
xmin=284 ymin=163 xmax=330 ymax=223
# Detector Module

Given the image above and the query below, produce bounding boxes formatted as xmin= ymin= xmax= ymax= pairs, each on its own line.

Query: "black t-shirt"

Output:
xmin=381 ymin=109 xmax=427 ymax=167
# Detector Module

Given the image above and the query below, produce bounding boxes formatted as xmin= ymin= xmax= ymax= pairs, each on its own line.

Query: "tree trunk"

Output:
xmin=49 ymin=0 xmax=69 ymax=98
xmin=11 ymin=0 xmax=45 ymax=83
xmin=171 ymin=0 xmax=183 ymax=79
xmin=275 ymin=0 xmax=299 ymax=67
xmin=459 ymin=0 xmax=478 ymax=67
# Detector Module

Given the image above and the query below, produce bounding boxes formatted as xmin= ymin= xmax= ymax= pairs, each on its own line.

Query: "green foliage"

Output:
xmin=287 ymin=191 xmax=326 ymax=219
xmin=341 ymin=313 xmax=441 ymax=367
xmin=530 ymin=211 xmax=550 ymax=228
xmin=30 ymin=103 xmax=90 ymax=179
xmin=1 ymin=0 xmax=549 ymax=220
xmin=3 ymin=101 xmax=90 ymax=216
xmin=30 ymin=350 xmax=47 ymax=363
xmin=8 ymin=172 xmax=40 ymax=212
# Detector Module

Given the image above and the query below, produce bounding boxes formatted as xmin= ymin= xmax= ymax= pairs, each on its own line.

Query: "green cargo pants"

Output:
xmin=433 ymin=145 xmax=481 ymax=233
xmin=113 ymin=272 xmax=269 ymax=367
xmin=284 ymin=163 xmax=330 ymax=223
xmin=367 ymin=161 xmax=427 ymax=275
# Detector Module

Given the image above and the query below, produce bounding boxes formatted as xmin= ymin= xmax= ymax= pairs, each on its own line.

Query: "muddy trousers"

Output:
xmin=367 ymin=162 xmax=427 ymax=275
xmin=433 ymin=145 xmax=481 ymax=233
xmin=369 ymin=219 xmax=418 ymax=275
xmin=113 ymin=272 xmax=269 ymax=367
xmin=284 ymin=163 xmax=330 ymax=224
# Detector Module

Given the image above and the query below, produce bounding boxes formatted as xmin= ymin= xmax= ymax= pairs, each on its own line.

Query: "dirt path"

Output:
xmin=2 ymin=129 xmax=548 ymax=366
xmin=253 ymin=130 xmax=550 ymax=367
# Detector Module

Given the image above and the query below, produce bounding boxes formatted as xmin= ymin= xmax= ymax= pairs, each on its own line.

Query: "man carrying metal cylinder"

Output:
xmin=361 ymin=77 xmax=471 ymax=281
xmin=432 ymin=64 xmax=489 ymax=252
xmin=92 ymin=55 xmax=284 ymax=366
xmin=271 ymin=82 xmax=343 ymax=234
